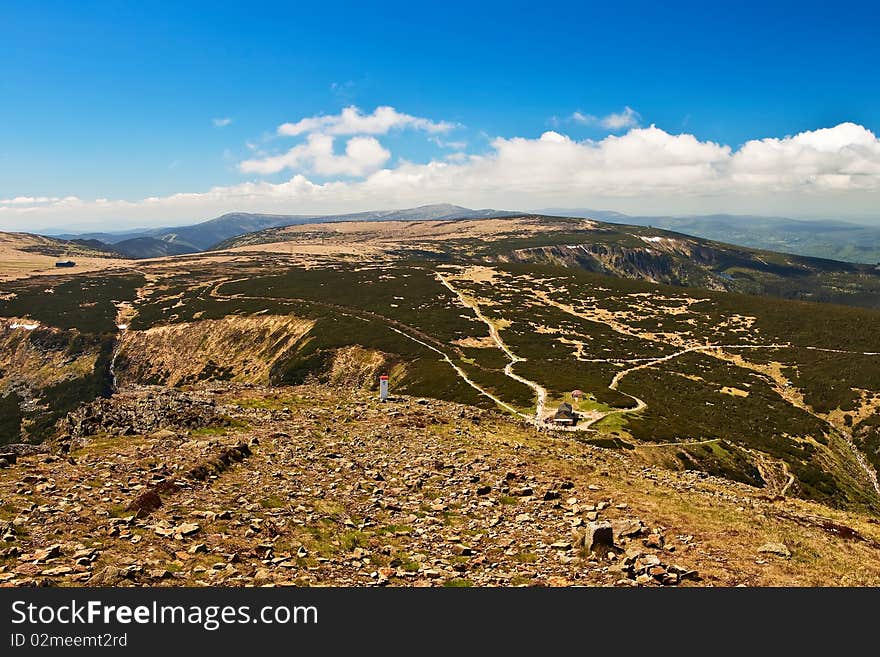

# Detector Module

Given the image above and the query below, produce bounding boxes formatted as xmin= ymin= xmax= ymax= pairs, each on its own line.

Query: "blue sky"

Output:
xmin=2 ymin=0 xmax=880 ymax=230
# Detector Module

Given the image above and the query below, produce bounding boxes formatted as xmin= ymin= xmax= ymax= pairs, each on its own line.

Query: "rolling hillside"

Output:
xmin=0 ymin=231 xmax=128 ymax=281
xmin=217 ymin=215 xmax=880 ymax=309
xmin=542 ymin=209 xmax=880 ymax=265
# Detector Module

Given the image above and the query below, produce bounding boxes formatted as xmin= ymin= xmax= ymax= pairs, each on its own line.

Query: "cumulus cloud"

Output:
xmin=600 ymin=106 xmax=641 ymax=130
xmin=239 ymin=134 xmax=390 ymax=176
xmin=572 ymin=106 xmax=641 ymax=131
xmin=212 ymin=117 xmax=233 ymax=128
xmin=730 ymin=123 xmax=880 ymax=190
xmin=277 ymin=105 xmax=455 ymax=137
xmin=3 ymin=121 xmax=880 ymax=230
xmin=238 ymin=105 xmax=454 ymax=177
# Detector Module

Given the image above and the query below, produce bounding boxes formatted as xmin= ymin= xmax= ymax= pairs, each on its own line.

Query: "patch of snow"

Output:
xmin=10 ymin=322 xmax=39 ymax=330
xmin=117 ymin=324 xmax=129 ymax=330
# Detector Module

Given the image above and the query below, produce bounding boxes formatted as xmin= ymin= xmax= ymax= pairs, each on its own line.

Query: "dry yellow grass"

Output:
xmin=0 ymin=232 xmax=134 ymax=282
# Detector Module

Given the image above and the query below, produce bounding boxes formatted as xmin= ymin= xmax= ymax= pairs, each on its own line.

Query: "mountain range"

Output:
xmin=52 ymin=204 xmax=517 ymax=258
xmin=47 ymin=204 xmax=880 ymax=264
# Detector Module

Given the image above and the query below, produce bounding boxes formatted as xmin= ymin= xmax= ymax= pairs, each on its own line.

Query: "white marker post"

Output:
xmin=379 ymin=375 xmax=389 ymax=402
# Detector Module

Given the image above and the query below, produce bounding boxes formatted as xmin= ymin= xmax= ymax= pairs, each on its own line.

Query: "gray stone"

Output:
xmin=757 ymin=542 xmax=791 ymax=558
xmin=584 ymin=521 xmax=615 ymax=555
xmin=90 ymin=565 xmax=126 ymax=586
xmin=614 ymin=519 xmax=646 ymax=539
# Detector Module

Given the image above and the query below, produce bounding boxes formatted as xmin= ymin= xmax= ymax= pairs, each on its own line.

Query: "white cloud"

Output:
xmin=600 ymin=106 xmax=641 ymax=130
xmin=239 ymin=105 xmax=452 ymax=177
xmin=429 ymin=136 xmax=468 ymax=150
xmin=239 ymin=134 xmax=390 ymax=176
xmin=729 ymin=123 xmax=880 ymax=190
xmin=277 ymin=105 xmax=455 ymax=137
xmin=572 ymin=106 xmax=641 ymax=131
xmin=212 ymin=117 xmax=233 ymax=128
xmin=3 ymin=121 xmax=880 ymax=230
xmin=0 ymin=195 xmax=68 ymax=205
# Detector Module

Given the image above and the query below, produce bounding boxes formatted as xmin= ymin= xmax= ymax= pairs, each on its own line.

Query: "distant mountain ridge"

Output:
xmin=52 ymin=204 xmax=518 ymax=258
xmin=48 ymin=204 xmax=880 ymax=263
xmin=110 ymin=236 xmax=195 ymax=258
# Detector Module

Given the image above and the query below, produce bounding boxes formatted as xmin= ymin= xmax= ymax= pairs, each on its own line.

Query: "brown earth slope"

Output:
xmin=114 ymin=315 xmax=314 ymax=387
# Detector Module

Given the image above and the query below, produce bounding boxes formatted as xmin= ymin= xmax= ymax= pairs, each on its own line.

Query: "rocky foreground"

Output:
xmin=2 ymin=384 xmax=880 ymax=587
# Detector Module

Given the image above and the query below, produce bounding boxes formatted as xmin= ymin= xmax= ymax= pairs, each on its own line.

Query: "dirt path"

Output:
xmin=534 ymin=293 xmax=880 ymax=496
xmin=752 ymin=452 xmax=797 ymax=497
xmin=582 ymin=344 xmax=789 ymax=429
xmin=633 ymin=438 xmax=720 ymax=449
xmin=386 ymin=326 xmax=529 ymax=419
xmin=437 ymin=273 xmax=548 ymax=423
xmin=781 ymin=461 xmax=795 ymax=496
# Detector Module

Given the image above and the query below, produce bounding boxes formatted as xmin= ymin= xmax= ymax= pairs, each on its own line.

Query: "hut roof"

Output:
xmin=553 ymin=402 xmax=576 ymax=420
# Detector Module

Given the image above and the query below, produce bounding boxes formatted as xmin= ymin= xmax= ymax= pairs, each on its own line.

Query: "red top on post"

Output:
xmin=380 ymin=375 xmax=389 ymax=380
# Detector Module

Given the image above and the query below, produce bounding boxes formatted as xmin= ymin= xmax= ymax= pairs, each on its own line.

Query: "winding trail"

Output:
xmin=781 ymin=461 xmax=796 ymax=496
xmin=437 ymin=273 xmax=548 ymax=422
xmin=753 ymin=453 xmax=797 ymax=497
xmin=535 ymin=290 xmax=880 ymax=495
xmin=583 ymin=343 xmax=788 ymax=429
xmin=386 ymin=326 xmax=528 ymax=419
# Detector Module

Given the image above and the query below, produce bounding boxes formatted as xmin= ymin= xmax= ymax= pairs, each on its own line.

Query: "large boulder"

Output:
xmin=574 ymin=521 xmax=616 ymax=556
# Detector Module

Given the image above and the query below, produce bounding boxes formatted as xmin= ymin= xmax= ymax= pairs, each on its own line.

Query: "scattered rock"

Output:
xmin=2 ymin=444 xmax=48 ymax=457
xmin=42 ymin=566 xmax=73 ymax=577
xmin=90 ymin=565 xmax=126 ymax=586
xmin=32 ymin=545 xmax=62 ymax=562
xmin=176 ymin=523 xmax=201 ymax=537
xmin=14 ymin=563 xmax=43 ymax=576
xmin=250 ymin=567 xmax=271 ymax=586
xmin=644 ymin=533 xmax=664 ymax=549
xmin=614 ymin=519 xmax=646 ymax=539
xmin=581 ymin=521 xmax=615 ymax=556
xmin=0 ymin=384 xmax=714 ymax=588
xmin=150 ymin=429 xmax=179 ymax=440
xmin=757 ymin=543 xmax=791 ymax=559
